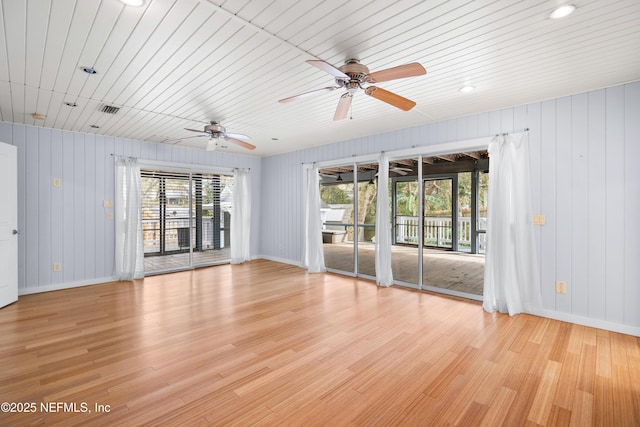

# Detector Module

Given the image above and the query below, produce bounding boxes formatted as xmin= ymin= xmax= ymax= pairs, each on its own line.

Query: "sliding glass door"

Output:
xmin=317 ymin=151 xmax=488 ymax=299
xmin=141 ymin=169 xmax=233 ymax=274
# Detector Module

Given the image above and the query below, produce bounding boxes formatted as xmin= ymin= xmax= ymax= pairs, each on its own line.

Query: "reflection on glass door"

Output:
xmin=392 ymin=171 xmax=419 ymax=286
xmin=356 ymin=163 xmax=378 ymax=277
xmin=423 ymin=178 xmax=453 ymax=249
xmin=319 ymin=166 xmax=355 ymax=274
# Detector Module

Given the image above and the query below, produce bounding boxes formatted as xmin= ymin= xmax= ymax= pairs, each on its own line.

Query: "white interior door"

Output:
xmin=0 ymin=142 xmax=18 ymax=308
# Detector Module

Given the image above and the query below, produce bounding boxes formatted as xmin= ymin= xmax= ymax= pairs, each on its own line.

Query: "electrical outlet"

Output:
xmin=106 ymin=212 xmax=113 ymax=221
xmin=52 ymin=178 xmax=62 ymax=187
xmin=533 ymin=214 xmax=546 ymax=225
xmin=53 ymin=263 xmax=62 ymax=272
xmin=103 ymin=200 xmax=113 ymax=208
xmin=556 ymin=281 xmax=566 ymax=294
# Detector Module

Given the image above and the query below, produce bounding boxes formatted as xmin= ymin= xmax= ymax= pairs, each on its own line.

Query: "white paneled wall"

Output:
xmin=0 ymin=122 xmax=261 ymax=293
xmin=259 ymin=82 xmax=640 ymax=331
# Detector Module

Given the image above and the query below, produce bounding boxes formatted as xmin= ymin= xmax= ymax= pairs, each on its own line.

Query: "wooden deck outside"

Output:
xmin=324 ymin=242 xmax=484 ymax=296
xmin=1 ymin=259 xmax=638 ymax=426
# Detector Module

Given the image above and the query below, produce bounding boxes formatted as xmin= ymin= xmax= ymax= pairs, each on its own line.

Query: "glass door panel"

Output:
xmin=320 ymin=166 xmax=355 ymax=273
xmin=457 ymin=172 xmax=472 ymax=252
xmin=423 ymin=178 xmax=453 ymax=249
xmin=391 ymin=161 xmax=419 ymax=286
xmin=356 ymin=163 xmax=378 ymax=277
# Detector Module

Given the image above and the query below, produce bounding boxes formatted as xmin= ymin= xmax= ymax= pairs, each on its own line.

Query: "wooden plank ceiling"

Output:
xmin=0 ymin=0 xmax=639 ymax=156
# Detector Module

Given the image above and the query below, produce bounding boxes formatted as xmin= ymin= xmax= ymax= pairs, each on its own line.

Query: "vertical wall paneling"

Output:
xmin=73 ymin=133 xmax=86 ymax=281
xmin=539 ymin=100 xmax=557 ymax=309
xmin=586 ymin=89 xmax=607 ymax=320
xmin=488 ymin=110 xmax=501 ymax=135
xmin=62 ymin=131 xmax=75 ymax=284
xmin=84 ymin=134 xmax=96 ymax=280
xmin=501 ymin=108 xmax=514 ymax=133
xmin=604 ymin=86 xmax=625 ymax=324
xmin=38 ymin=128 xmax=51 ymax=287
xmin=527 ymin=103 xmax=543 ymax=284
xmin=50 ymin=130 xmax=64 ymax=285
xmin=555 ymin=96 xmax=572 ymax=313
xmin=25 ymin=126 xmax=39 ymax=288
xmin=623 ymin=82 xmax=640 ymax=326
xmin=104 ymin=137 xmax=116 ymax=275
xmin=94 ymin=136 xmax=106 ymax=278
xmin=571 ymin=93 xmax=589 ymax=317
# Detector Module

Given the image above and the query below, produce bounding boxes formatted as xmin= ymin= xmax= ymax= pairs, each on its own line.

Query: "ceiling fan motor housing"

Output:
xmin=204 ymin=121 xmax=226 ymax=138
xmin=337 ymin=59 xmax=370 ymax=91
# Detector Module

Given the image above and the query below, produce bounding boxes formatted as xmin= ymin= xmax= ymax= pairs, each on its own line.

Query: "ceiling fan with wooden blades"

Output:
xmin=279 ymin=59 xmax=426 ymax=120
xmin=181 ymin=121 xmax=256 ymax=151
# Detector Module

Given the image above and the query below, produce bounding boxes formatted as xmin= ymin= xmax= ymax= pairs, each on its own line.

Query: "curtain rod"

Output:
xmin=110 ymin=154 xmax=250 ymax=172
xmin=495 ymin=128 xmax=529 ymax=137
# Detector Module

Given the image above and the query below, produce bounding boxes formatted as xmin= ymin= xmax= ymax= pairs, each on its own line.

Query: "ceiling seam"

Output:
xmin=200 ymin=0 xmax=318 ymax=60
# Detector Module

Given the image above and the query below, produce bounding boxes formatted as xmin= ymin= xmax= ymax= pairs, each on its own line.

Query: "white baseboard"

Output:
xmin=541 ymin=309 xmax=640 ymax=337
xmin=19 ymin=276 xmax=119 ymax=296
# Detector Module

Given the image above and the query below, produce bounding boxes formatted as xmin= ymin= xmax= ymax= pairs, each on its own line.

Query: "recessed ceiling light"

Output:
xmin=64 ymin=102 xmax=78 ymax=107
xmin=549 ymin=4 xmax=576 ymax=19
xmin=459 ymin=86 xmax=475 ymax=93
xmin=81 ymin=66 xmax=97 ymax=74
xmin=120 ymin=0 xmax=145 ymax=6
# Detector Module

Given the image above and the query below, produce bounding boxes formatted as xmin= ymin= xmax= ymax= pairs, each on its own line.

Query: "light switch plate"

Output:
xmin=53 ymin=263 xmax=62 ymax=272
xmin=103 ymin=200 xmax=113 ymax=208
xmin=52 ymin=178 xmax=61 ymax=187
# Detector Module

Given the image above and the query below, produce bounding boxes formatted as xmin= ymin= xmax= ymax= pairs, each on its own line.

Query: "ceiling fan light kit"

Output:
xmin=280 ymin=58 xmax=426 ymax=121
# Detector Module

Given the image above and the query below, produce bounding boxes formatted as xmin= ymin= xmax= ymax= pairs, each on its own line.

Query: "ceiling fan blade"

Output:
xmin=185 ymin=127 xmax=210 ymax=134
xmin=225 ymin=132 xmax=250 ymax=140
xmin=279 ymin=86 xmax=339 ymax=103
xmin=307 ymin=60 xmax=349 ymax=79
xmin=226 ymin=137 xmax=256 ymax=150
xmin=333 ymin=93 xmax=353 ymax=121
xmin=367 ymin=62 xmax=426 ymax=83
xmin=365 ymin=86 xmax=416 ymax=111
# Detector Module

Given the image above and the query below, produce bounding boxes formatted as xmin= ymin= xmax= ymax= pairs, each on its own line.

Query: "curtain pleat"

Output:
xmin=114 ymin=157 xmax=144 ymax=280
xmin=303 ymin=165 xmax=326 ymax=273
xmin=231 ymin=169 xmax=251 ymax=264
xmin=375 ymin=153 xmax=393 ymax=286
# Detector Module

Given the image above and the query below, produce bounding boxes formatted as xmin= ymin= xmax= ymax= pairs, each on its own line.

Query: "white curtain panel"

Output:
xmin=483 ymin=133 xmax=543 ymax=316
xmin=375 ymin=153 xmax=393 ymax=286
xmin=303 ymin=165 xmax=326 ymax=273
xmin=231 ymin=169 xmax=251 ymax=264
xmin=114 ymin=157 xmax=144 ymax=281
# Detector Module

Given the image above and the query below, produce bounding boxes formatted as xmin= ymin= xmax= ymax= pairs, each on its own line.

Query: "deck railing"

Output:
xmin=395 ymin=216 xmax=486 ymax=252
xmin=142 ymin=217 xmax=226 ymax=254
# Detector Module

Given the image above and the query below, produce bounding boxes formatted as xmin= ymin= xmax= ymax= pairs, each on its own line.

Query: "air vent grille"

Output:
xmin=100 ymin=105 xmax=120 ymax=114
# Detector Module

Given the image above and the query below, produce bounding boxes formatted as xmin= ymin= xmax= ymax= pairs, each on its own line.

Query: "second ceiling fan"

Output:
xmin=279 ymin=59 xmax=426 ymax=120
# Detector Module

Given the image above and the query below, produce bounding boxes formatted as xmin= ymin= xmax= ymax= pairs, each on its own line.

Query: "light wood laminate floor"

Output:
xmin=0 ymin=260 xmax=638 ymax=426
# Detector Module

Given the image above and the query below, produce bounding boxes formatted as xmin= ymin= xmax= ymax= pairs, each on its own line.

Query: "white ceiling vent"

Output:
xmin=100 ymin=105 xmax=120 ymax=114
